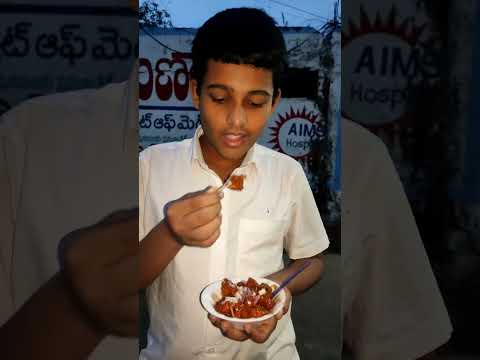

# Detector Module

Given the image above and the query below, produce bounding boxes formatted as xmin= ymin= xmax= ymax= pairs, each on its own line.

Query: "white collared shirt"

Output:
xmin=139 ymin=127 xmax=329 ymax=360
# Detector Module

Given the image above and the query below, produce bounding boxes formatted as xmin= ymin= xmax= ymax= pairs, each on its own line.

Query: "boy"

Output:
xmin=139 ymin=8 xmax=329 ymax=360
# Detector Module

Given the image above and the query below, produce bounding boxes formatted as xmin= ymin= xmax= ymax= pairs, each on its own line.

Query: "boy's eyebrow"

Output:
xmin=206 ymin=84 xmax=272 ymax=97
xmin=249 ymin=90 xmax=272 ymax=98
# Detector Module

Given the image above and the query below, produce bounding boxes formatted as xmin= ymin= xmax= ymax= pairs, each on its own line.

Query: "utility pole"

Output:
xmin=333 ymin=0 xmax=339 ymax=27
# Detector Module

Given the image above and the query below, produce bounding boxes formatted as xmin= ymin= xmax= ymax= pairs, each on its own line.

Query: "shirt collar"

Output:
xmin=190 ymin=127 xmax=258 ymax=169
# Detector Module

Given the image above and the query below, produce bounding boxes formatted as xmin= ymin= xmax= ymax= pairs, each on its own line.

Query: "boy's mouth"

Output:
xmin=222 ymin=133 xmax=248 ymax=148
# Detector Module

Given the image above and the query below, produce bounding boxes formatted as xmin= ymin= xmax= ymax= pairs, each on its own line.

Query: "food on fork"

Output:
xmin=228 ymin=175 xmax=246 ymax=191
xmin=214 ymin=278 xmax=277 ymax=319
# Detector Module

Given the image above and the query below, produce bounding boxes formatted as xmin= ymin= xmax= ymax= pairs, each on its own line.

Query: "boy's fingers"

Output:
xmin=247 ymin=318 xmax=276 ymax=343
xmin=203 ymin=228 xmax=221 ymax=247
xmin=208 ymin=314 xmax=221 ymax=327
xmin=220 ymin=321 xmax=249 ymax=341
xmin=190 ymin=217 xmax=222 ymax=244
xmin=284 ymin=288 xmax=292 ymax=314
xmin=185 ymin=202 xmax=221 ymax=228
xmin=205 ymin=186 xmax=219 ymax=193
xmin=185 ymin=191 xmax=221 ymax=212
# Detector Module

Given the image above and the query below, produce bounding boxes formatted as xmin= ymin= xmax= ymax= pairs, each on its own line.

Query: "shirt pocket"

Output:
xmin=236 ymin=218 xmax=287 ymax=279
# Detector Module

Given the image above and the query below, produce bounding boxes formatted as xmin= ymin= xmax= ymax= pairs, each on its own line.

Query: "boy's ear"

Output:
xmin=190 ymin=79 xmax=200 ymax=110
xmin=271 ymin=89 xmax=282 ymax=114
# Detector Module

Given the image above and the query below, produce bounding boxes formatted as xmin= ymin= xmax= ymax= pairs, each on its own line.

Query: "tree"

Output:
xmin=308 ymin=1 xmax=341 ymax=252
xmin=139 ymin=0 xmax=172 ymax=27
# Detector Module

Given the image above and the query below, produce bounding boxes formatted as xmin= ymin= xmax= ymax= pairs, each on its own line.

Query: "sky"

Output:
xmin=141 ymin=0 xmax=340 ymax=29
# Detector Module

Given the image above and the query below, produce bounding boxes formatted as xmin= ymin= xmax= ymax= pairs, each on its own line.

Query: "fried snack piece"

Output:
xmin=221 ymin=279 xmax=237 ymax=297
xmin=228 ymin=175 xmax=245 ymax=191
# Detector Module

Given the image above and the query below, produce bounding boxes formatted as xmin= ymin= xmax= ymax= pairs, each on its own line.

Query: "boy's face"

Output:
xmin=191 ymin=60 xmax=281 ymax=164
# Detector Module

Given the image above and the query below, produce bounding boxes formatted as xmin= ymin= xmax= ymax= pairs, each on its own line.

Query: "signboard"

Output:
xmin=139 ymin=27 xmax=339 ymax=190
xmin=258 ymin=100 xmax=324 ymax=163
xmin=0 ymin=3 xmax=137 ymax=116
xmin=139 ymin=28 xmax=196 ymax=149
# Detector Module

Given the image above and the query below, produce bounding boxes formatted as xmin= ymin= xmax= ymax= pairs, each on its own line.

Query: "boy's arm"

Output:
xmin=266 ymin=254 xmax=325 ymax=296
xmin=275 ymin=161 xmax=329 ymax=296
xmin=138 ymin=148 xmax=223 ymax=289
xmin=139 ymin=187 xmax=223 ymax=289
xmin=139 ymin=219 xmax=182 ymax=288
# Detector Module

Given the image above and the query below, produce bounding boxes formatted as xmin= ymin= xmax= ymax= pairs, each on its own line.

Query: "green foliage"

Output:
xmin=139 ymin=0 xmax=172 ymax=27
xmin=309 ymin=14 xmax=341 ymax=226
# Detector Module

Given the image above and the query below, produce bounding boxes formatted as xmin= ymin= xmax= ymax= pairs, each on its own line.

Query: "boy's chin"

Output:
xmin=219 ymin=148 xmax=248 ymax=162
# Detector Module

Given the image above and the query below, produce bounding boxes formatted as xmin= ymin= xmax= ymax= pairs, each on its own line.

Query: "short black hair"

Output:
xmin=191 ymin=7 xmax=287 ymax=98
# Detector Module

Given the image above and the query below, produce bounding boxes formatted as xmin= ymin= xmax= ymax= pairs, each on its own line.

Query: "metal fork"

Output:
xmin=217 ymin=177 xmax=232 ymax=193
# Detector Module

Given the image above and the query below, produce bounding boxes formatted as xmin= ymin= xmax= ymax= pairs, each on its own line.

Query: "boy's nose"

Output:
xmin=226 ymin=104 xmax=247 ymax=128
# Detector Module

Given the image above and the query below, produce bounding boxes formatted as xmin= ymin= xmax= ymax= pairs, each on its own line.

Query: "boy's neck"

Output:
xmin=199 ymin=135 xmax=244 ymax=182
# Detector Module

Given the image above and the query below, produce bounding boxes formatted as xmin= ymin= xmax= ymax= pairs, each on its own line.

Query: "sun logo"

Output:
xmin=268 ymin=106 xmax=323 ymax=163
xmin=342 ymin=6 xmax=427 ymax=48
xmin=342 ymin=5 xmax=438 ymax=126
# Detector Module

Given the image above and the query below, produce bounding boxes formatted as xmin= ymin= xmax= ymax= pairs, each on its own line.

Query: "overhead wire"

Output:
xmin=139 ymin=24 xmax=184 ymax=53
xmin=266 ymin=0 xmax=331 ymax=22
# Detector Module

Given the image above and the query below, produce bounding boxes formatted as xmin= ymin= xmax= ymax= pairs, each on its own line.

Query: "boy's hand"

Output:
xmin=165 ymin=187 xmax=223 ymax=248
xmin=208 ymin=287 xmax=292 ymax=343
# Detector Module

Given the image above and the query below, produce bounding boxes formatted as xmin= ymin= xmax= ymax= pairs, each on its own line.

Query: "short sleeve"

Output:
xmin=285 ymin=162 xmax=330 ymax=259
xmin=343 ymin=141 xmax=452 ymax=360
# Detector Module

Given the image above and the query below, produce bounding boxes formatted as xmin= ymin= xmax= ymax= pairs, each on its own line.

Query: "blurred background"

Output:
xmin=0 ymin=0 xmax=137 ymax=115
xmin=0 ymin=1 xmax=139 ymax=359
xmin=343 ymin=0 xmax=479 ymax=358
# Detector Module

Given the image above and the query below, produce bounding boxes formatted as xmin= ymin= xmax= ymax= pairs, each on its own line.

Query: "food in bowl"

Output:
xmin=213 ymin=278 xmax=278 ymax=319
xmin=200 ymin=277 xmax=286 ymax=326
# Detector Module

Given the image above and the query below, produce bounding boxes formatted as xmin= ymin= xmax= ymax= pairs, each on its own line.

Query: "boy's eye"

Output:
xmin=249 ymin=100 xmax=267 ymax=108
xmin=208 ymin=91 xmax=227 ymax=103
xmin=248 ymin=95 xmax=269 ymax=108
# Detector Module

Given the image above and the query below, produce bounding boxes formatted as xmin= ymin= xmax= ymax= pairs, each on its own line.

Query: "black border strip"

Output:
xmin=0 ymin=4 xmax=137 ymax=17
